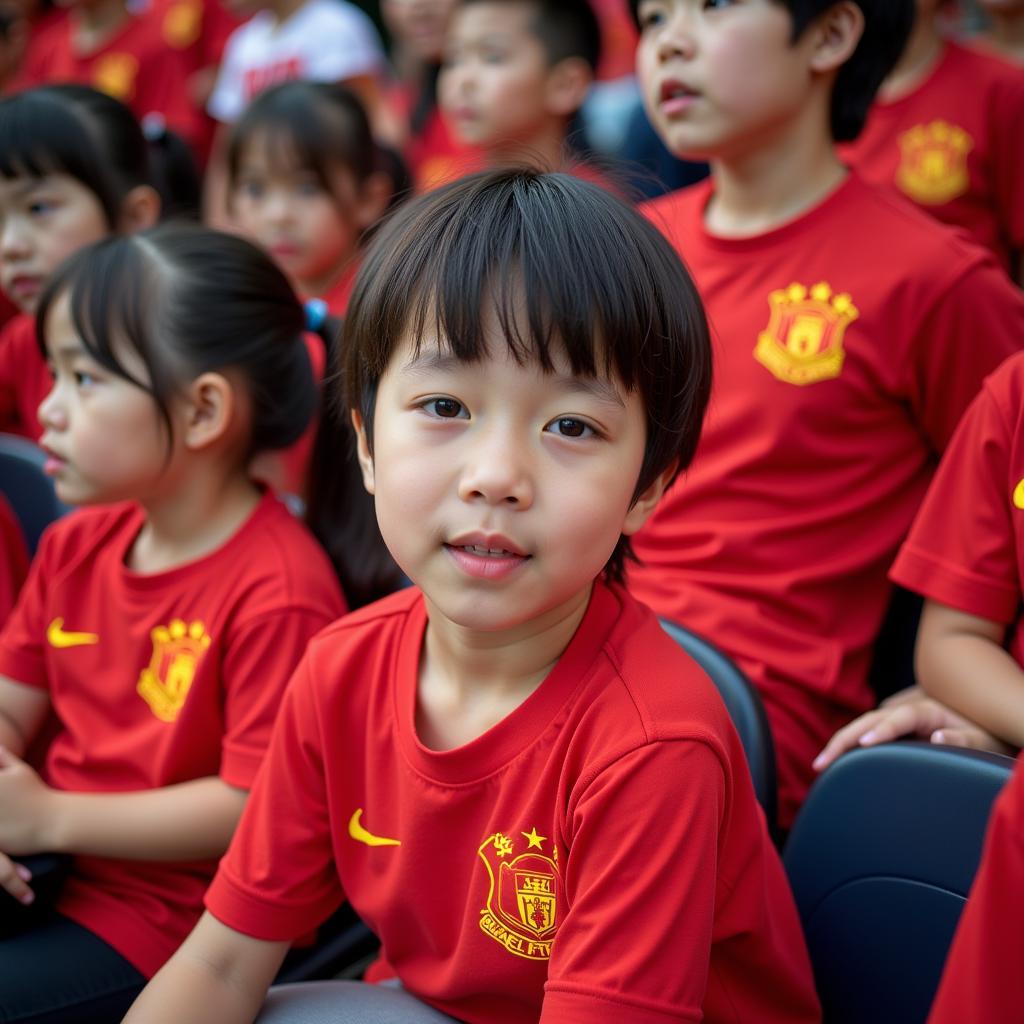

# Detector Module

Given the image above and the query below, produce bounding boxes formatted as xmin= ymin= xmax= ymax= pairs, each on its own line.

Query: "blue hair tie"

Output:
xmin=304 ymin=298 xmax=328 ymax=332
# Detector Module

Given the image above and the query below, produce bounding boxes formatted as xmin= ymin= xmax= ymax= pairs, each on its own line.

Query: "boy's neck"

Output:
xmin=128 ymin=466 xmax=262 ymax=574
xmin=879 ymin=11 xmax=945 ymax=100
xmin=416 ymin=584 xmax=592 ymax=749
xmin=485 ymin=118 xmax=571 ymax=174
xmin=705 ymin=118 xmax=847 ymax=239
xmin=71 ymin=0 xmax=130 ymax=51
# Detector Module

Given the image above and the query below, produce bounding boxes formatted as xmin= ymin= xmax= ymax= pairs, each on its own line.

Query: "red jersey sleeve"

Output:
xmin=901 ymin=256 xmax=1024 ymax=452
xmin=206 ymin=657 xmax=345 ymax=937
xmin=0 ymin=495 xmax=28 ymax=625
xmin=928 ymin=757 xmax=1024 ymax=1023
xmin=542 ymin=741 xmax=814 ymax=1024
xmin=0 ymin=521 xmax=56 ymax=688
xmin=218 ymin=606 xmax=336 ymax=788
xmin=891 ymin=372 xmax=1020 ymax=623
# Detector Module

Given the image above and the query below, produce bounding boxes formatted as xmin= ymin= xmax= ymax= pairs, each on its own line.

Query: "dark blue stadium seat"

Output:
xmin=659 ymin=618 xmax=778 ymax=837
xmin=0 ymin=433 xmax=69 ymax=554
xmin=783 ymin=742 xmax=1014 ymax=1024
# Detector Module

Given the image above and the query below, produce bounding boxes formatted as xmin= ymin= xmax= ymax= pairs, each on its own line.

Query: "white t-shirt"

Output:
xmin=208 ymin=0 xmax=383 ymax=123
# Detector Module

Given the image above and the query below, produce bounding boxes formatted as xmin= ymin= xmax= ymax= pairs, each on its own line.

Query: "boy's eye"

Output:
xmin=423 ymin=397 xmax=466 ymax=419
xmin=27 ymin=199 xmax=56 ymax=216
xmin=239 ymin=180 xmax=264 ymax=199
xmin=295 ymin=180 xmax=322 ymax=198
xmin=546 ymin=417 xmax=594 ymax=439
xmin=74 ymin=369 xmax=98 ymax=388
xmin=636 ymin=2 xmax=665 ymax=28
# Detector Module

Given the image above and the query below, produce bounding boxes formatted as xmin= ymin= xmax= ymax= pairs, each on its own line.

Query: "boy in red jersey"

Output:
xmin=438 ymin=0 xmax=603 ymax=178
xmin=843 ymin=0 xmax=1024 ymax=277
xmin=628 ymin=0 xmax=1024 ymax=829
xmin=123 ymin=170 xmax=820 ymax=1024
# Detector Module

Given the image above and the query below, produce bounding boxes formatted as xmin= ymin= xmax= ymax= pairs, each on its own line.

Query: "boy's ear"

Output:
xmin=544 ymin=57 xmax=593 ymax=120
xmin=350 ymin=408 xmax=376 ymax=495
xmin=622 ymin=461 xmax=677 ymax=537
xmin=180 ymin=371 xmax=236 ymax=452
xmin=807 ymin=1 xmax=864 ymax=74
xmin=117 ymin=184 xmax=162 ymax=233
xmin=354 ymin=170 xmax=395 ymax=232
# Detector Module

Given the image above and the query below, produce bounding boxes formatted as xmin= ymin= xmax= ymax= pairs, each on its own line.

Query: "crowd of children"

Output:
xmin=0 ymin=0 xmax=1022 ymax=1020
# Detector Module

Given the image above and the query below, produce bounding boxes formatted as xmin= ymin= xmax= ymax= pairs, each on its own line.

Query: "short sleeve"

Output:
xmin=543 ymin=741 xmax=722 ymax=1024
xmin=928 ymin=759 xmax=1024 ymax=1023
xmin=0 ymin=496 xmax=28 ymax=625
xmin=891 ymin=378 xmax=1021 ymax=623
xmin=0 ymin=523 xmax=56 ymax=688
xmin=206 ymin=656 xmax=345 ymax=939
xmin=304 ymin=5 xmax=383 ymax=83
xmin=903 ymin=257 xmax=1024 ymax=452
xmin=218 ymin=604 xmax=338 ymax=787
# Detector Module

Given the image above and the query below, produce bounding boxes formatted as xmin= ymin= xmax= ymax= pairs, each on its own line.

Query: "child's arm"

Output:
xmin=0 ymin=746 xmax=247 ymax=860
xmin=123 ymin=911 xmax=288 ymax=1024
xmin=813 ymin=685 xmax=1012 ymax=771
xmin=915 ymin=599 xmax=1024 ymax=748
xmin=0 ymin=675 xmax=51 ymax=757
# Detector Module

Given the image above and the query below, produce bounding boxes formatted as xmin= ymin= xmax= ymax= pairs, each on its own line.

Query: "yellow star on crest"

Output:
xmin=522 ymin=827 xmax=546 ymax=850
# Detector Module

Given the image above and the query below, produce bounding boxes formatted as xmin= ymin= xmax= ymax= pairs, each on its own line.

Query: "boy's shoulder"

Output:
xmin=308 ymin=585 xmax=419 ymax=653
xmin=35 ymin=502 xmax=140 ymax=575
xmin=981 ymin=350 xmax=1024 ymax=418
xmin=944 ymin=38 xmax=1024 ymax=93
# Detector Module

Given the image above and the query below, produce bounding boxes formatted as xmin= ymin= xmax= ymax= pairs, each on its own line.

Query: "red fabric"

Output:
xmin=842 ymin=40 xmax=1024 ymax=272
xmin=0 ymin=493 xmax=28 ymax=625
xmin=630 ymin=173 xmax=1024 ymax=827
xmin=207 ymin=583 xmax=820 ymax=1024
xmin=588 ymin=0 xmax=637 ymax=82
xmin=891 ymin=352 xmax=1024 ymax=666
xmin=0 ymin=314 xmax=49 ymax=443
xmin=12 ymin=5 xmax=211 ymax=158
xmin=0 ymin=492 xmax=345 ymax=976
xmin=320 ymin=260 xmax=359 ymax=318
xmin=401 ymin=97 xmax=484 ymax=193
xmin=928 ymin=752 xmax=1022 ymax=1023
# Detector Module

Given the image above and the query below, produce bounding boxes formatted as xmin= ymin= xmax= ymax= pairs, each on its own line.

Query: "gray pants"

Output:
xmin=257 ymin=981 xmax=462 ymax=1024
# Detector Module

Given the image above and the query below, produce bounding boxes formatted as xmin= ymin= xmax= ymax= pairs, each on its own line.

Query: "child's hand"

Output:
xmin=0 ymin=850 xmax=34 ymax=905
xmin=813 ymin=687 xmax=1014 ymax=772
xmin=0 ymin=746 xmax=56 ymax=854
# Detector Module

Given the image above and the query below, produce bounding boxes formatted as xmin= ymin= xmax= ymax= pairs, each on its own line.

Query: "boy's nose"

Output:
xmin=457 ymin=432 xmax=534 ymax=509
xmin=656 ymin=11 xmax=697 ymax=61
xmin=0 ymin=218 xmax=30 ymax=261
xmin=37 ymin=379 xmax=66 ymax=431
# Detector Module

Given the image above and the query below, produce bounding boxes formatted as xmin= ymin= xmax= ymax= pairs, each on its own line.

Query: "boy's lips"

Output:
xmin=39 ymin=442 xmax=67 ymax=476
xmin=658 ymin=78 xmax=700 ymax=116
xmin=444 ymin=531 xmax=530 ymax=581
xmin=4 ymin=274 xmax=42 ymax=301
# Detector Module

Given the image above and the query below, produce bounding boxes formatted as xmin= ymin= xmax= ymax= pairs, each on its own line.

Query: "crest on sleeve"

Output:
xmin=92 ymin=52 xmax=139 ymax=102
xmin=477 ymin=828 xmax=563 ymax=961
xmin=896 ymin=120 xmax=972 ymax=206
xmin=754 ymin=281 xmax=859 ymax=386
xmin=136 ymin=618 xmax=212 ymax=722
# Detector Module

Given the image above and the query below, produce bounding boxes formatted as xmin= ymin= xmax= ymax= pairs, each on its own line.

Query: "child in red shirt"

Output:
xmin=843 ymin=0 xmax=1024 ymax=276
xmin=0 ymin=85 xmax=161 ymax=442
xmin=123 ymin=170 xmax=820 ymax=1024
xmin=0 ymin=493 xmax=28 ymax=623
xmin=627 ymin=0 xmax=1024 ymax=829
xmin=0 ymin=223 xmax=376 ymax=1023
xmin=438 ymin=0 xmax=606 ymax=179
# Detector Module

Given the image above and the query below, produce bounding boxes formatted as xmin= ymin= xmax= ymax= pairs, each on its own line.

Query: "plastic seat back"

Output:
xmin=659 ymin=618 xmax=778 ymax=835
xmin=0 ymin=433 xmax=69 ymax=554
xmin=783 ymin=742 xmax=1013 ymax=1024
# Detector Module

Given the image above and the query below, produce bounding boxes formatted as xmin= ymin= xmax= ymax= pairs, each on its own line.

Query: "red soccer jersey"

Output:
xmin=14 ymin=4 xmax=210 ymax=157
xmin=842 ymin=40 xmax=1024 ymax=272
xmin=320 ymin=259 xmax=359 ymax=318
xmin=927 ymin=752 xmax=1022 ymax=1023
xmin=0 ymin=492 xmax=345 ymax=976
xmin=630 ymin=173 xmax=1024 ymax=827
xmin=891 ymin=351 xmax=1024 ymax=666
xmin=206 ymin=583 xmax=820 ymax=1024
xmin=0 ymin=494 xmax=28 ymax=625
xmin=0 ymin=314 xmax=49 ymax=442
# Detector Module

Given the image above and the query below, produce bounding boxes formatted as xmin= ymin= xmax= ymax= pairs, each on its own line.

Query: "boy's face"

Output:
xmin=438 ymin=2 xmax=557 ymax=150
xmin=635 ymin=0 xmax=820 ymax=162
xmin=354 ymin=315 xmax=662 ymax=634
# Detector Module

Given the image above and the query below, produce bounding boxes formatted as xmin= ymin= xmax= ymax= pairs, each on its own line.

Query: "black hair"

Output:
xmin=629 ymin=0 xmax=914 ymax=142
xmin=343 ymin=168 xmax=712 ymax=582
xmin=141 ymin=116 xmax=201 ymax=221
xmin=0 ymin=84 xmax=154 ymax=226
xmin=35 ymin=223 xmax=398 ymax=607
xmin=228 ymin=81 xmax=408 ymax=215
xmin=458 ymin=0 xmax=602 ymax=72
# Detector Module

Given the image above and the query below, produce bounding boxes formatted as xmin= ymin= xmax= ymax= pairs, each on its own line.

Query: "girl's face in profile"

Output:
xmin=0 ymin=173 xmax=108 ymax=313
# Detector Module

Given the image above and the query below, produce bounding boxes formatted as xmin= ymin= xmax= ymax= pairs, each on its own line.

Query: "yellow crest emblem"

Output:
xmin=93 ymin=52 xmax=139 ymax=101
xmin=162 ymin=1 xmax=201 ymax=49
xmin=754 ymin=281 xmax=858 ymax=386
xmin=477 ymin=829 xmax=563 ymax=961
xmin=137 ymin=619 xmax=212 ymax=722
xmin=896 ymin=120 xmax=973 ymax=206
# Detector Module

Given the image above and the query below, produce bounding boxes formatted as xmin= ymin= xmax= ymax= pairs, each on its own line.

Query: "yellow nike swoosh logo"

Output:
xmin=1013 ymin=479 xmax=1024 ymax=510
xmin=348 ymin=809 xmax=401 ymax=847
xmin=46 ymin=617 xmax=99 ymax=649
